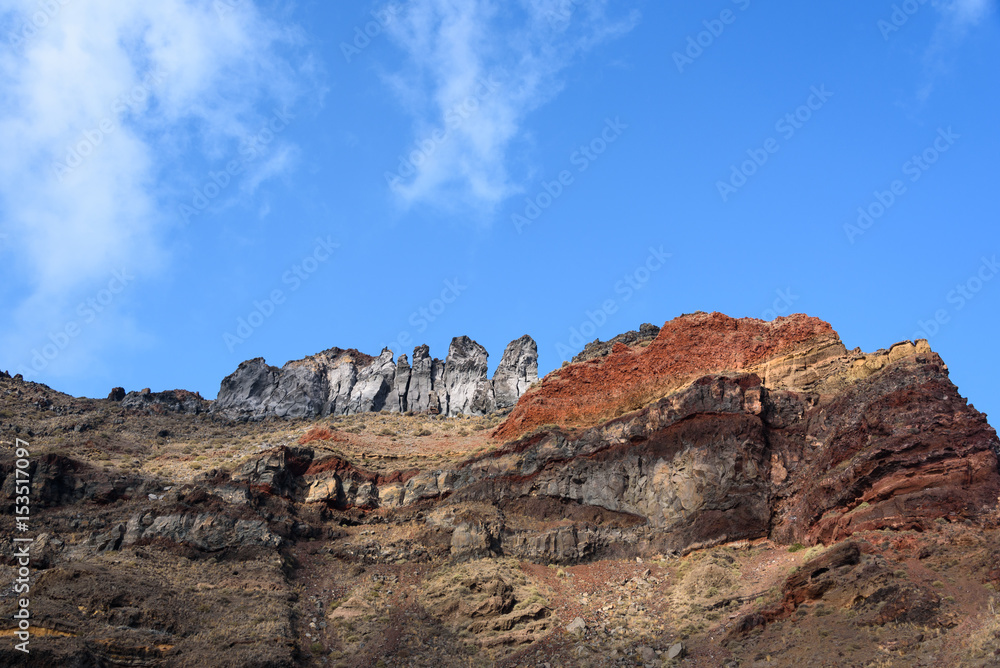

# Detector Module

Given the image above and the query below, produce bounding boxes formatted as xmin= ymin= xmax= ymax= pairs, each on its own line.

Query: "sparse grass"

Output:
xmin=965 ymin=608 xmax=1000 ymax=661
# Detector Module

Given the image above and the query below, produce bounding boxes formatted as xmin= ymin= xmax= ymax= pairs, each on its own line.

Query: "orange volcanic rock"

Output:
xmin=494 ymin=312 xmax=838 ymax=442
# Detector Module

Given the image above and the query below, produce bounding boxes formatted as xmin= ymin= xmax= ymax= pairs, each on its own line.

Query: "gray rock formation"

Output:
xmin=391 ymin=353 xmax=410 ymax=413
xmin=407 ymin=345 xmax=440 ymax=414
xmin=211 ymin=358 xmax=280 ymax=419
xmin=214 ymin=336 xmax=537 ymax=420
xmin=492 ymin=335 xmax=538 ymax=409
xmin=345 ymin=348 xmax=396 ymax=414
xmin=572 ymin=323 xmax=660 ymax=363
xmin=443 ymin=336 xmax=493 ymax=416
xmin=121 ymin=388 xmax=207 ymax=414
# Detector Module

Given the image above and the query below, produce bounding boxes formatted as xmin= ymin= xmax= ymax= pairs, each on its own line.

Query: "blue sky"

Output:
xmin=1 ymin=0 xmax=997 ymax=424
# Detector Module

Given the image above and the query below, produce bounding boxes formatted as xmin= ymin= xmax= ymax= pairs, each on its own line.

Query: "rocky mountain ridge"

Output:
xmin=112 ymin=335 xmax=539 ymax=421
xmin=3 ymin=313 xmax=1000 ymax=667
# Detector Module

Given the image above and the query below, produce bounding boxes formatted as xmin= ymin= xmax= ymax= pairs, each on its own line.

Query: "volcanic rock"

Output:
xmin=492 ymin=335 xmax=538 ymax=410
xmin=571 ymin=322 xmax=660 ymax=363
xmin=443 ymin=336 xmax=493 ymax=416
xmin=392 ymin=353 xmax=411 ymax=412
xmin=345 ymin=348 xmax=396 ymax=414
xmin=120 ymin=388 xmax=207 ymax=414
xmin=408 ymin=344 xmax=442 ymax=414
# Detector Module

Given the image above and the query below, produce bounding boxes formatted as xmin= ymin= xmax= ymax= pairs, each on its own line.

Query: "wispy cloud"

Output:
xmin=381 ymin=0 xmax=639 ymax=213
xmin=919 ymin=0 xmax=995 ymax=100
xmin=0 ymin=0 xmax=311 ymax=380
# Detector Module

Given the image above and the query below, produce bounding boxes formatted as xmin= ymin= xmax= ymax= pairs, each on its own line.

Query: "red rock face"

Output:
xmin=493 ymin=312 xmax=835 ymax=442
xmin=482 ymin=312 xmax=1000 ymax=552
xmin=768 ymin=353 xmax=1000 ymax=544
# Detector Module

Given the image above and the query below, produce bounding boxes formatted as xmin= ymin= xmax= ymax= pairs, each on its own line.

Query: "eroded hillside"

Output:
xmin=2 ymin=313 xmax=999 ymax=667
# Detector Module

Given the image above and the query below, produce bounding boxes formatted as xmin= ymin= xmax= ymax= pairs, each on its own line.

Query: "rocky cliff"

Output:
xmin=3 ymin=313 xmax=1000 ymax=667
xmin=212 ymin=335 xmax=539 ymax=420
xmin=205 ymin=313 xmax=1000 ymax=559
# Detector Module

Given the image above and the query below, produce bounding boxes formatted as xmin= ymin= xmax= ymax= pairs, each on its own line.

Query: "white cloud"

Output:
xmin=947 ymin=0 xmax=993 ymax=25
xmin=0 ymin=0 xmax=308 ymax=380
xmin=919 ymin=0 xmax=995 ymax=99
xmin=381 ymin=0 xmax=639 ymax=212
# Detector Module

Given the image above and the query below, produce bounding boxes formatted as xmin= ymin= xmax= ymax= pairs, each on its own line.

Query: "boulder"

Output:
xmin=107 ymin=387 xmax=126 ymax=402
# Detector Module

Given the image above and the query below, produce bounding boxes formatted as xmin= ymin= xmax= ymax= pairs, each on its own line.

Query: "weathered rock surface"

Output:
xmin=443 ymin=336 xmax=493 ymax=416
xmin=345 ymin=348 xmax=396 ymax=414
xmin=407 ymin=344 xmax=441 ymax=414
xmin=214 ymin=336 xmax=538 ymax=419
xmin=392 ymin=352 xmax=411 ymax=412
xmin=571 ymin=322 xmax=660 ymax=363
xmin=120 ymin=388 xmax=207 ymax=414
xmin=1 ymin=312 xmax=999 ymax=666
xmin=492 ymin=335 xmax=538 ymax=410
xmin=200 ymin=313 xmax=1000 ymax=561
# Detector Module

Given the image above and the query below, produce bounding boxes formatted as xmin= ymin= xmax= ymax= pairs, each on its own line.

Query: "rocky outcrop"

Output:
xmin=571 ymin=322 xmax=660 ymax=363
xmin=492 ymin=335 xmax=538 ymax=410
xmin=392 ymin=353 xmax=410 ymax=412
xmin=407 ymin=344 xmax=441 ymax=414
xmin=120 ymin=388 xmax=207 ymax=414
xmin=214 ymin=336 xmax=538 ymax=420
xmin=478 ymin=314 xmax=1000 ymax=556
xmin=443 ymin=336 xmax=493 ymax=416
xmin=107 ymin=387 xmax=125 ymax=401
xmin=494 ymin=312 xmax=838 ymax=442
xmin=345 ymin=348 xmax=396 ymax=414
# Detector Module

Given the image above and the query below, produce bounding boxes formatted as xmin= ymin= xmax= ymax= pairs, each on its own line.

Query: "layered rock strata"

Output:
xmin=208 ymin=313 xmax=1000 ymax=559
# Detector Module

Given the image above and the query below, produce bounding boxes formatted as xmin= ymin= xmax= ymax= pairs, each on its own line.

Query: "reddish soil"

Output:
xmin=493 ymin=312 xmax=835 ymax=442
